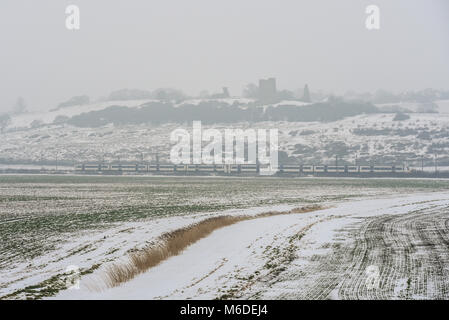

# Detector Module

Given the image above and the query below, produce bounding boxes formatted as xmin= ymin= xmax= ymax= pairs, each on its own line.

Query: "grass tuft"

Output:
xmin=104 ymin=205 xmax=322 ymax=288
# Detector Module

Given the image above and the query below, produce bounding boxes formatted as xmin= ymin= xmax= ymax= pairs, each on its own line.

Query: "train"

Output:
xmin=74 ymin=163 xmax=409 ymax=175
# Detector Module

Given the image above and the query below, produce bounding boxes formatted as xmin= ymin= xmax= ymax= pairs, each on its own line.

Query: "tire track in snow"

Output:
xmin=256 ymin=199 xmax=449 ymax=299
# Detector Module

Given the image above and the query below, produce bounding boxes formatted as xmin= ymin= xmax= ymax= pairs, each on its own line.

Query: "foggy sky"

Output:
xmin=0 ymin=0 xmax=448 ymax=111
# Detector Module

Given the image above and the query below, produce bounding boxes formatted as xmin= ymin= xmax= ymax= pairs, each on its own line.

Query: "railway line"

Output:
xmin=74 ymin=163 xmax=410 ymax=175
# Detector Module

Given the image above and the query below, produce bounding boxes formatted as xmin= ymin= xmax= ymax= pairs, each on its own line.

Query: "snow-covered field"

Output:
xmin=1 ymin=99 xmax=449 ymax=165
xmin=1 ymin=175 xmax=449 ymax=299
xmin=54 ymin=191 xmax=449 ymax=300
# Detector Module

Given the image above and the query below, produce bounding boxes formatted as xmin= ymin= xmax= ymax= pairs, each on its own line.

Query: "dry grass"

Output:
xmin=104 ymin=205 xmax=323 ymax=288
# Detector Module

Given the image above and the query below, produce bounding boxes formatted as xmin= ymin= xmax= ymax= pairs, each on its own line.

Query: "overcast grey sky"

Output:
xmin=0 ymin=0 xmax=448 ymax=111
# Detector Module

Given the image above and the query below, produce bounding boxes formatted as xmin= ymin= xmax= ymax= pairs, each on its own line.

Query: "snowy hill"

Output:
xmin=7 ymin=99 xmax=158 ymax=129
xmin=1 ymin=99 xmax=449 ymax=167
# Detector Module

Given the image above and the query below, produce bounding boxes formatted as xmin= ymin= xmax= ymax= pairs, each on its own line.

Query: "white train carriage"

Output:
xmin=240 ymin=164 xmax=257 ymax=173
xmin=74 ymin=163 xmax=411 ymax=175
xmin=359 ymin=166 xmax=373 ymax=173
xmin=326 ymin=166 xmax=346 ymax=173
xmin=159 ymin=164 xmax=175 ymax=172
xmin=281 ymin=165 xmax=300 ymax=173
xmin=230 ymin=164 xmax=240 ymax=173
xmin=214 ymin=164 xmax=226 ymax=173
xmin=186 ymin=164 xmax=198 ymax=172
xmin=120 ymin=164 xmax=138 ymax=172
xmin=301 ymin=165 xmax=314 ymax=173
xmin=84 ymin=164 xmax=101 ymax=171
xmin=136 ymin=164 xmax=147 ymax=172
xmin=198 ymin=165 xmax=215 ymax=172
xmin=257 ymin=164 xmax=279 ymax=173
xmin=99 ymin=164 xmax=110 ymax=171
xmin=373 ymin=166 xmax=394 ymax=173
xmin=174 ymin=164 xmax=186 ymax=172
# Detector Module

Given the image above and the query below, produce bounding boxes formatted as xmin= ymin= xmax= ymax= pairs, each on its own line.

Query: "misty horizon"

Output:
xmin=1 ymin=0 xmax=448 ymax=111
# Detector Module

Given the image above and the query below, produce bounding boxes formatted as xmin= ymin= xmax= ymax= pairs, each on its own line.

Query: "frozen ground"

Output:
xmin=1 ymin=176 xmax=449 ymax=299
xmin=2 ymin=99 xmax=449 ymax=165
xmin=55 ymin=192 xmax=449 ymax=300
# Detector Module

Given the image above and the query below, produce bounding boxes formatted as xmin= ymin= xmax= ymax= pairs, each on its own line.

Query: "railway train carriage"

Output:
xmin=186 ymin=164 xmax=198 ymax=172
xmin=301 ymin=165 xmax=314 ymax=173
xmin=159 ymin=164 xmax=175 ymax=172
xmin=359 ymin=166 xmax=372 ymax=173
xmin=281 ymin=165 xmax=300 ymax=173
xmin=174 ymin=164 xmax=186 ymax=172
xmin=110 ymin=164 xmax=121 ymax=171
xmin=230 ymin=164 xmax=240 ymax=173
xmin=198 ymin=165 xmax=215 ymax=172
xmin=121 ymin=164 xmax=138 ymax=172
xmin=373 ymin=166 xmax=394 ymax=173
xmin=347 ymin=166 xmax=359 ymax=173
xmin=136 ymin=164 xmax=147 ymax=172
xmin=214 ymin=164 xmax=226 ymax=173
xmin=326 ymin=166 xmax=346 ymax=173
xmin=240 ymin=164 xmax=258 ymax=173
xmin=74 ymin=163 xmax=409 ymax=175
xmin=84 ymin=164 xmax=102 ymax=171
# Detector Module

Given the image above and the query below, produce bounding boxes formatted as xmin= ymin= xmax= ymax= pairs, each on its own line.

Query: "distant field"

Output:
xmin=1 ymin=175 xmax=449 ymax=299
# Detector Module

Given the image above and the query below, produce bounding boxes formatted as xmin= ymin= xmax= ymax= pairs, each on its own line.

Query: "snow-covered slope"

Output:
xmin=1 ymin=99 xmax=449 ymax=166
xmin=7 ymin=99 xmax=158 ymax=129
